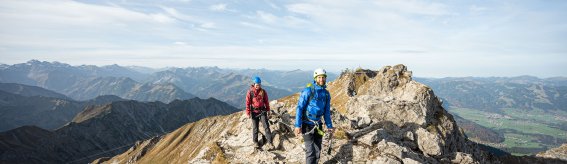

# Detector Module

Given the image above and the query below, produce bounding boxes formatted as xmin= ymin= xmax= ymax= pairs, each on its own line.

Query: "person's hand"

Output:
xmin=294 ymin=127 xmax=302 ymax=137
xmin=327 ymin=128 xmax=335 ymax=134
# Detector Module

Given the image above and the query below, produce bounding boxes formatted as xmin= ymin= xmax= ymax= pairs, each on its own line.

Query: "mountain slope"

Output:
xmin=98 ymin=65 xmax=503 ymax=163
xmin=0 ymin=82 xmax=69 ymax=99
xmin=0 ymin=97 xmax=239 ymax=163
xmin=0 ymin=126 xmax=60 ymax=163
xmin=0 ymin=90 xmax=123 ymax=132
xmin=63 ymin=76 xmax=195 ymax=102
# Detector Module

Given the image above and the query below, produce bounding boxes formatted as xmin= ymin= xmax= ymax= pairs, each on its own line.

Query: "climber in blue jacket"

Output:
xmin=294 ymin=68 xmax=334 ymax=164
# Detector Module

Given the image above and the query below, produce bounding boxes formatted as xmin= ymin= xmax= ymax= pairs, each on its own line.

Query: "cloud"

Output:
xmin=285 ymin=1 xmax=444 ymax=50
xmin=174 ymin=42 xmax=189 ymax=46
xmin=256 ymin=11 xmax=277 ymax=24
xmin=200 ymin=22 xmax=216 ymax=29
xmin=265 ymin=0 xmax=282 ymax=10
xmin=0 ymin=0 xmax=198 ymax=55
xmin=286 ymin=1 xmax=447 ymax=30
xmin=161 ymin=6 xmax=195 ymax=22
xmin=240 ymin=22 xmax=269 ymax=30
xmin=469 ymin=5 xmax=488 ymax=15
xmin=372 ymin=0 xmax=450 ymax=16
xmin=244 ymin=10 xmax=310 ymax=29
xmin=150 ymin=13 xmax=176 ymax=23
xmin=0 ymin=1 xmax=180 ymax=32
xmin=210 ymin=3 xmax=227 ymax=12
xmin=160 ymin=6 xmax=216 ymax=30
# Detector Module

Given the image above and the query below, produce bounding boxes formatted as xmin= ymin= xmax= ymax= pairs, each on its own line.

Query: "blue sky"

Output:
xmin=1 ymin=0 xmax=566 ymax=77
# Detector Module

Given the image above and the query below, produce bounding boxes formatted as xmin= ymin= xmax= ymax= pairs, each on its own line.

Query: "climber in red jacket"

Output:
xmin=246 ymin=76 xmax=274 ymax=150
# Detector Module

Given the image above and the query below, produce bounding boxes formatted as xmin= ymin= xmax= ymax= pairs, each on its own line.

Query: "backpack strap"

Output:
xmin=249 ymin=89 xmax=254 ymax=110
xmin=308 ymin=85 xmax=315 ymax=104
xmin=302 ymin=84 xmax=317 ymax=121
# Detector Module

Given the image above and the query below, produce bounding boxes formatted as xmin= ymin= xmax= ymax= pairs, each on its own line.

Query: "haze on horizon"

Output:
xmin=1 ymin=0 xmax=566 ymax=78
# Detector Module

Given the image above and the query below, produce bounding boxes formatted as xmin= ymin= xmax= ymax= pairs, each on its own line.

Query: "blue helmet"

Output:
xmin=253 ymin=76 xmax=261 ymax=84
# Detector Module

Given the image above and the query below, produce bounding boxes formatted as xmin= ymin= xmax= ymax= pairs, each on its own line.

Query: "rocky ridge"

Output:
xmin=537 ymin=144 xmax=567 ymax=161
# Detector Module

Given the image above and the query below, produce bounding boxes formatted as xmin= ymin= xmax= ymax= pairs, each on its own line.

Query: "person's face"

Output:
xmin=254 ymin=83 xmax=261 ymax=89
xmin=315 ymin=75 xmax=326 ymax=86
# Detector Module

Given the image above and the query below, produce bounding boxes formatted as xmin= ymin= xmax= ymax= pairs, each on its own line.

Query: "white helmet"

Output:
xmin=313 ymin=68 xmax=327 ymax=78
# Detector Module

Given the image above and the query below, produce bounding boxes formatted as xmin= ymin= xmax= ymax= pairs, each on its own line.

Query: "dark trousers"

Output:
xmin=302 ymin=123 xmax=323 ymax=164
xmin=252 ymin=112 xmax=272 ymax=146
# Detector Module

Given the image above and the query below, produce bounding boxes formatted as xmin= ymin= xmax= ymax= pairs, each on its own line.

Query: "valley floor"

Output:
xmin=449 ymin=108 xmax=567 ymax=155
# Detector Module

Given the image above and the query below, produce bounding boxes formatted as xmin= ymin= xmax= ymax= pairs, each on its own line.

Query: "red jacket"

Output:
xmin=246 ymin=85 xmax=270 ymax=116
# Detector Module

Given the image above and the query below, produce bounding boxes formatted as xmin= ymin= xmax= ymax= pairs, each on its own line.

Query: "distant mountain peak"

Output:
xmin=24 ymin=59 xmax=71 ymax=68
xmin=26 ymin=59 xmax=42 ymax=64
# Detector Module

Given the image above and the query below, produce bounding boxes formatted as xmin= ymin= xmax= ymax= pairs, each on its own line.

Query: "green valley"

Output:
xmin=449 ymin=108 xmax=567 ymax=155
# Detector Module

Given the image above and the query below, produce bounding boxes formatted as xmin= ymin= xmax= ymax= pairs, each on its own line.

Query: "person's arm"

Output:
xmin=294 ymin=88 xmax=309 ymax=128
xmin=324 ymin=91 xmax=333 ymax=129
xmin=264 ymin=89 xmax=270 ymax=112
xmin=245 ymin=90 xmax=251 ymax=116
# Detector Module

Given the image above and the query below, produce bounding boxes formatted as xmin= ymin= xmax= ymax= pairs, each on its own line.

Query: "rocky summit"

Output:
xmin=95 ymin=65 xmax=561 ymax=163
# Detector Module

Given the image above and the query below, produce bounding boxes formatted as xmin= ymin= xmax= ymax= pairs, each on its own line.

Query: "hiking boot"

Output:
xmin=265 ymin=143 xmax=275 ymax=150
xmin=253 ymin=142 xmax=261 ymax=149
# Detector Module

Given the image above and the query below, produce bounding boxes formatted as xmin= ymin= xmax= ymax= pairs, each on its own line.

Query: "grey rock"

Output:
xmin=372 ymin=156 xmax=401 ymax=164
xmin=405 ymin=131 xmax=415 ymax=141
xmin=450 ymin=152 xmax=479 ymax=164
xmin=416 ymin=127 xmax=442 ymax=156
xmin=536 ymin=143 xmax=567 ymax=161
xmin=402 ymin=158 xmax=422 ymax=164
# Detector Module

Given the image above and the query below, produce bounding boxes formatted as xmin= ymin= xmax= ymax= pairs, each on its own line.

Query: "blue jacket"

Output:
xmin=294 ymin=82 xmax=333 ymax=129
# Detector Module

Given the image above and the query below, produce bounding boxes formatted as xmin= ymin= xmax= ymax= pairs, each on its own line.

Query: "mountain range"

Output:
xmin=0 ymin=60 xmax=336 ymax=107
xmin=145 ymin=67 xmax=296 ymax=108
xmin=230 ymin=68 xmax=338 ymax=92
xmin=0 ymin=60 xmax=193 ymax=103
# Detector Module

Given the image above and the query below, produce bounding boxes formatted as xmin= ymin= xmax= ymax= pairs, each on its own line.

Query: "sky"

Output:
xmin=0 ymin=0 xmax=566 ymax=77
